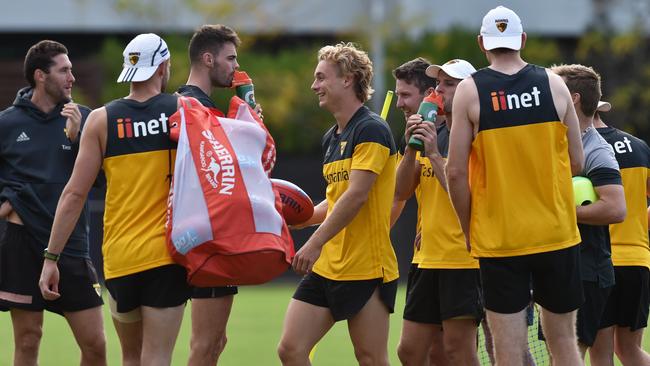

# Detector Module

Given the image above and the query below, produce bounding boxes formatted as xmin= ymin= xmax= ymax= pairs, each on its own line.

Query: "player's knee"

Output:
xmin=79 ymin=333 xmax=107 ymax=360
xmin=215 ymin=333 xmax=227 ymax=355
xmin=354 ymin=346 xmax=387 ymax=366
xmin=191 ymin=333 xmax=227 ymax=362
xmin=277 ymin=340 xmax=304 ymax=363
xmin=396 ymin=340 xmax=412 ymax=362
xmin=614 ymin=340 xmax=640 ymax=362
xmin=14 ymin=326 xmax=42 ymax=354
xmin=120 ymin=342 xmax=142 ymax=364
xmin=443 ymin=333 xmax=471 ymax=359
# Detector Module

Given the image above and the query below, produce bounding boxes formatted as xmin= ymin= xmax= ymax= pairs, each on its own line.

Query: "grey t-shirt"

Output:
xmin=582 ymin=126 xmax=619 ymax=176
xmin=578 ymin=126 xmax=622 ymax=287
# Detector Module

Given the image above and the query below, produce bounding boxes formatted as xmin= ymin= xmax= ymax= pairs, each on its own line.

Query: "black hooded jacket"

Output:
xmin=0 ymin=87 xmax=92 ymax=257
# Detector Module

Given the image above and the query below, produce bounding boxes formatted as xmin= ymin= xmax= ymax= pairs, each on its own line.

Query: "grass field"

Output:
xmin=0 ymin=281 xmax=648 ymax=365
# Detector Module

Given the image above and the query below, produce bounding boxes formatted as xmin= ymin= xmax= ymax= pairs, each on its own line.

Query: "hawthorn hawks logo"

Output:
xmin=128 ymin=52 xmax=140 ymax=65
xmin=496 ymin=19 xmax=508 ymax=33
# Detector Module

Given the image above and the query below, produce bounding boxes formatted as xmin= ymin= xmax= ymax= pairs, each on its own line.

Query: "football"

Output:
xmin=271 ymin=178 xmax=314 ymax=225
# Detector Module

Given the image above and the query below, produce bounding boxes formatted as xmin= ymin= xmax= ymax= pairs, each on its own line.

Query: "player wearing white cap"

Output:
xmin=446 ymin=6 xmax=585 ymax=365
xmin=395 ymin=59 xmax=482 ymax=365
xmin=39 ymin=33 xmax=190 ymax=366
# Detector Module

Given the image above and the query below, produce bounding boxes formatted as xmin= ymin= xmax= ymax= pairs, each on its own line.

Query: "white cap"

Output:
xmin=117 ymin=33 xmax=170 ymax=83
xmin=597 ymin=100 xmax=611 ymax=112
xmin=480 ymin=6 xmax=524 ymax=51
xmin=426 ymin=59 xmax=476 ymax=80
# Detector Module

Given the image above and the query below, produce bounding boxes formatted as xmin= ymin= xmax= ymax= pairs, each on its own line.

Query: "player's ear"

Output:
xmin=477 ymin=35 xmax=486 ymax=53
xmin=202 ymin=52 xmax=213 ymax=67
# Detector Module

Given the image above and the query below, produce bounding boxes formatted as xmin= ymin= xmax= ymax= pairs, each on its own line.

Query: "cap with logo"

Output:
xmin=117 ymin=33 xmax=170 ymax=83
xmin=480 ymin=6 xmax=523 ymax=51
xmin=597 ymin=100 xmax=611 ymax=112
xmin=426 ymin=59 xmax=477 ymax=80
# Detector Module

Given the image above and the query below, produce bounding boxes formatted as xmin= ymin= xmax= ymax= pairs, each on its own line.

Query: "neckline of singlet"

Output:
xmin=483 ymin=63 xmax=532 ymax=79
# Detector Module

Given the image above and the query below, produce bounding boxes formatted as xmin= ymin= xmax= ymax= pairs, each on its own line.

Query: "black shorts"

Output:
xmin=0 ymin=222 xmax=103 ymax=314
xmin=479 ymin=245 xmax=583 ymax=314
xmin=576 ymin=281 xmax=612 ymax=346
xmin=600 ymin=266 xmax=649 ymax=331
xmin=293 ymin=272 xmax=397 ymax=321
xmin=105 ymin=264 xmax=191 ymax=314
xmin=192 ymin=285 xmax=238 ymax=299
xmin=403 ymin=265 xmax=483 ymax=324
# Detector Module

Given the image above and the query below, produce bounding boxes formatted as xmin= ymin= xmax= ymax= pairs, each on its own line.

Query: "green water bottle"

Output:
xmin=232 ymin=70 xmax=257 ymax=109
xmin=408 ymin=94 xmax=438 ymax=151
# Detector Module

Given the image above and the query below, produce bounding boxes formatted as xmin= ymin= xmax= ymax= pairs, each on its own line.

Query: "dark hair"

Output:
xmin=189 ymin=24 xmax=241 ymax=63
xmin=392 ymin=57 xmax=436 ymax=94
xmin=24 ymin=40 xmax=68 ymax=87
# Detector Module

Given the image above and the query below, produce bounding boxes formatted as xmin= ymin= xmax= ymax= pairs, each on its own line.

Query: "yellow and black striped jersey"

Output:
xmin=469 ymin=65 xmax=580 ymax=257
xmin=313 ymin=106 xmax=399 ymax=282
xmin=102 ymin=93 xmax=178 ymax=279
xmin=597 ymin=126 xmax=650 ymax=269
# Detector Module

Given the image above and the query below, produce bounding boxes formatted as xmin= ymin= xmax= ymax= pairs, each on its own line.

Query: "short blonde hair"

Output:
xmin=318 ymin=42 xmax=374 ymax=103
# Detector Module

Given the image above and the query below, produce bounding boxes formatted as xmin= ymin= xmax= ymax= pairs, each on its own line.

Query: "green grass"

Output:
xmin=0 ymin=282 xmax=648 ymax=365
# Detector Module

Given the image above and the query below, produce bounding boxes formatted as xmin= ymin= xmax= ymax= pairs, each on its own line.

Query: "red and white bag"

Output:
xmin=166 ymin=96 xmax=293 ymax=286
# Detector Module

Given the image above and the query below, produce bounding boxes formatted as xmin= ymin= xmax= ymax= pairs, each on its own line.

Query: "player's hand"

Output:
xmin=39 ymin=260 xmax=61 ymax=300
xmin=411 ymin=122 xmax=440 ymax=160
xmin=414 ymin=231 xmax=422 ymax=251
xmin=292 ymin=240 xmax=322 ymax=275
xmin=0 ymin=201 xmax=12 ymax=219
xmin=61 ymin=101 xmax=81 ymax=142
xmin=254 ymin=103 xmax=263 ymax=120
xmin=404 ymin=114 xmax=423 ymax=145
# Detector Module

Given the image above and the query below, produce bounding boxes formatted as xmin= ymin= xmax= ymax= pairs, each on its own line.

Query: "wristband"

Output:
xmin=43 ymin=249 xmax=60 ymax=262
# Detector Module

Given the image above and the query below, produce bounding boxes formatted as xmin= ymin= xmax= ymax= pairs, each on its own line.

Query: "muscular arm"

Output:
xmin=395 ymin=149 xmax=420 ymax=201
xmin=390 ymin=199 xmax=406 ymax=227
xmin=576 ymin=184 xmax=626 ymax=225
xmin=548 ymin=71 xmax=584 ymax=175
xmin=292 ymin=199 xmax=328 ymax=229
xmin=40 ymin=107 xmax=107 ymax=299
xmin=292 ymin=169 xmax=378 ymax=274
xmin=46 ymin=108 xmax=106 ymax=254
xmin=446 ymin=78 xmax=477 ymax=249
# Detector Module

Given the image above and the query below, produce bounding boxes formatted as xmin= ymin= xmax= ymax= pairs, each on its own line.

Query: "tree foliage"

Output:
xmin=93 ymin=29 xmax=649 ymax=154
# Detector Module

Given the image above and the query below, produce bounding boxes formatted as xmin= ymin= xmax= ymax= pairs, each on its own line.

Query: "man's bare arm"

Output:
xmin=548 ymin=70 xmax=584 ymax=175
xmin=576 ymin=184 xmax=626 ymax=225
xmin=446 ymin=78 xmax=476 ymax=250
xmin=292 ymin=169 xmax=378 ymax=274
xmin=40 ymin=107 xmax=107 ymax=300
xmin=46 ymin=107 xmax=106 ymax=254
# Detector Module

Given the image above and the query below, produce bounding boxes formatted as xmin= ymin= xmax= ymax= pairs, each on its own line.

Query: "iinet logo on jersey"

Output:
xmin=116 ymin=113 xmax=169 ymax=138
xmin=490 ymin=87 xmax=541 ymax=112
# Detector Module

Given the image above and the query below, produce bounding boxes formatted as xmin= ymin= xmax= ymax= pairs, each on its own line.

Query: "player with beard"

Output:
xmin=39 ymin=34 xmax=190 ymax=366
xmin=177 ymin=24 xmax=261 ymax=366
xmin=396 ymin=59 xmax=482 ymax=365
xmin=0 ymin=39 xmax=106 ymax=366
